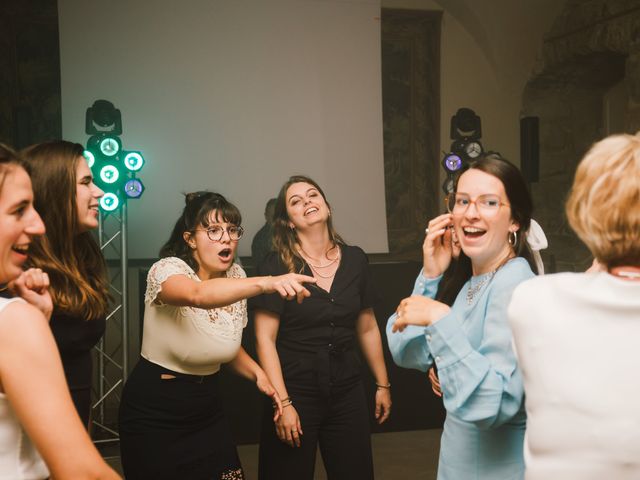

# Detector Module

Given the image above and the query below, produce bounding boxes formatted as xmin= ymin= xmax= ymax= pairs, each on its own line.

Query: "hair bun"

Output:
xmin=185 ymin=191 xmax=210 ymax=205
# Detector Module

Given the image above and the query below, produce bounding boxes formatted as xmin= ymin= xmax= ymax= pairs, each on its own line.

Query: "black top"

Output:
xmin=250 ymin=245 xmax=377 ymax=396
xmin=50 ymin=310 xmax=106 ymax=392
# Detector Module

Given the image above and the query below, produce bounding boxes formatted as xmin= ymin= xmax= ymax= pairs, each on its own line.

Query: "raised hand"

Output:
xmin=262 ymin=273 xmax=316 ymax=303
xmin=392 ymin=295 xmax=450 ymax=332
xmin=423 ymin=214 xmax=455 ymax=278
xmin=8 ymin=268 xmax=53 ymax=321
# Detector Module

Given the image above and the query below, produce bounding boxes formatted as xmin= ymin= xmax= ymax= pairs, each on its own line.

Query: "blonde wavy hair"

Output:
xmin=566 ymin=133 xmax=640 ymax=268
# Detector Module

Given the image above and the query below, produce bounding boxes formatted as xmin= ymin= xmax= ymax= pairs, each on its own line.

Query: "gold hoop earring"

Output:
xmin=508 ymin=230 xmax=518 ymax=247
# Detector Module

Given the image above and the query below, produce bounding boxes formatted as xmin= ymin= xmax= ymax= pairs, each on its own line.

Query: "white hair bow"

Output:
xmin=527 ymin=219 xmax=548 ymax=274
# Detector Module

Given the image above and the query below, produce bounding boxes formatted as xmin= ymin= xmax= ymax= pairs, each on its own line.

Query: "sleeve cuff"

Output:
xmin=425 ymin=313 xmax=473 ymax=369
xmin=413 ymin=269 xmax=442 ymax=297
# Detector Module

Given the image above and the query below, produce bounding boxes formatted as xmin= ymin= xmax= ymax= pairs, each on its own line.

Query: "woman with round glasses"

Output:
xmin=118 ymin=191 xmax=316 ymax=480
xmin=387 ymin=153 xmax=538 ymax=480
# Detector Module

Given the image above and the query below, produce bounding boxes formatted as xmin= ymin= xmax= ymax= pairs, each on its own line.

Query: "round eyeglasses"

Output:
xmin=196 ymin=225 xmax=244 ymax=242
xmin=446 ymin=193 xmax=510 ymax=216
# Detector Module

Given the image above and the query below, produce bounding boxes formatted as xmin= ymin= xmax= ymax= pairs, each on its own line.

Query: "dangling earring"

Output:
xmin=508 ymin=230 xmax=518 ymax=247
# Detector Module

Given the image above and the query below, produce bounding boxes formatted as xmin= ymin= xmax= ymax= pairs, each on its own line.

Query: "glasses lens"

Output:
xmin=205 ymin=226 xmax=244 ymax=241
xmin=477 ymin=195 xmax=501 ymax=212
xmin=450 ymin=194 xmax=470 ymax=214
xmin=230 ymin=226 xmax=244 ymax=240
xmin=206 ymin=226 xmax=223 ymax=241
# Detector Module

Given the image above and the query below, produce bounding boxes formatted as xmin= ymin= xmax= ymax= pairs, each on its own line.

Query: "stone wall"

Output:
xmin=522 ymin=0 xmax=640 ymax=272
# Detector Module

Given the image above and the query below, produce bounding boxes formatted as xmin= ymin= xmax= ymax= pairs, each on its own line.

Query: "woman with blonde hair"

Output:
xmin=20 ymin=140 xmax=108 ymax=429
xmin=509 ymin=133 xmax=640 ymax=479
xmin=0 ymin=143 xmax=119 ymax=479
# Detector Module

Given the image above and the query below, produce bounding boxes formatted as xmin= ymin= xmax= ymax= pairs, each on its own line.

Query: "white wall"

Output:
xmin=58 ymin=0 xmax=388 ymax=258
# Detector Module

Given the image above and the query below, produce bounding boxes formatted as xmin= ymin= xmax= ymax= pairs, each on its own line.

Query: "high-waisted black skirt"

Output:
xmin=118 ymin=358 xmax=244 ymax=480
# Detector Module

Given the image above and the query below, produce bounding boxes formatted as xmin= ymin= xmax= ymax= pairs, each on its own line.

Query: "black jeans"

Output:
xmin=258 ymin=380 xmax=374 ymax=480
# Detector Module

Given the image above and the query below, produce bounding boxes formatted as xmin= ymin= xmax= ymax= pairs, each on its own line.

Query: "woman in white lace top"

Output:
xmin=118 ymin=191 xmax=315 ymax=480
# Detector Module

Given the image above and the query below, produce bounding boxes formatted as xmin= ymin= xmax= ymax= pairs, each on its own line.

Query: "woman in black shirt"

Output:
xmin=20 ymin=141 xmax=109 ymax=429
xmin=253 ymin=175 xmax=391 ymax=480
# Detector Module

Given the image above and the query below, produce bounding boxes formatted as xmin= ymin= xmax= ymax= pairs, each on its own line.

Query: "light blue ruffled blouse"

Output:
xmin=387 ymin=258 xmax=534 ymax=480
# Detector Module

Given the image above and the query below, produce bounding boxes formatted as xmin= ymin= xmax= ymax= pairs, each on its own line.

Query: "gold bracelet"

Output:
xmin=376 ymin=383 xmax=391 ymax=389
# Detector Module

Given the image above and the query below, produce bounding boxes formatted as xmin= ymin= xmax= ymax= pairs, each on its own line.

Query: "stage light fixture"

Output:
xmin=85 ymin=99 xmax=147 ymax=212
xmin=442 ymin=177 xmax=455 ymax=195
xmin=124 ymin=179 xmax=145 ymax=199
xmin=441 ymin=108 xmax=484 ymax=194
xmin=100 ymin=193 xmax=120 ymax=212
xmin=123 ymin=152 xmax=144 ymax=172
xmin=443 ymin=153 xmax=463 ymax=172
xmin=100 ymin=136 xmax=121 ymax=157
xmin=83 ymin=150 xmax=95 ymax=168
xmin=99 ymin=164 xmax=120 ymax=184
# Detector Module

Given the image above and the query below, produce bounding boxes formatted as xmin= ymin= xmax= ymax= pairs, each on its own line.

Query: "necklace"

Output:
xmin=299 ymin=245 xmax=340 ymax=269
xmin=466 ymin=254 xmax=514 ymax=305
xmin=308 ymin=263 xmax=339 ymax=279
xmin=466 ymin=271 xmax=496 ymax=305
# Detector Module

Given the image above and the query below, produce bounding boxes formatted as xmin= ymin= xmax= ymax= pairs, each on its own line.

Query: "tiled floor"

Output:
xmin=106 ymin=429 xmax=442 ymax=479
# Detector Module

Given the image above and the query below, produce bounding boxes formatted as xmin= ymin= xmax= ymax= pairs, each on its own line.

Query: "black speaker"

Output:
xmin=520 ymin=116 xmax=539 ymax=183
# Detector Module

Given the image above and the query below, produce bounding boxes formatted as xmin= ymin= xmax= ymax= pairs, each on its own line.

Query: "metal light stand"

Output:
xmin=92 ymin=203 xmax=129 ymax=445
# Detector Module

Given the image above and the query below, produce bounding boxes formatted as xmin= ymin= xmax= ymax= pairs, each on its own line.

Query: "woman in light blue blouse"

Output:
xmin=387 ymin=154 xmax=538 ymax=480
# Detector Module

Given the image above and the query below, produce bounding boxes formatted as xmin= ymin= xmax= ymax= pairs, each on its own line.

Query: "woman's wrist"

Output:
xmin=258 ymin=276 xmax=272 ymax=294
xmin=376 ymin=382 xmax=391 ymax=389
xmin=274 ymin=396 xmax=293 ymax=409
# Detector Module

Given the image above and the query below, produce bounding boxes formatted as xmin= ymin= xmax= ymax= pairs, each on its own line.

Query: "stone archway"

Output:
xmin=522 ymin=0 xmax=640 ymax=272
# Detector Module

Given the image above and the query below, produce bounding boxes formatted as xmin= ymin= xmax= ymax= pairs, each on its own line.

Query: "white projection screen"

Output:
xmin=58 ymin=0 xmax=389 ymax=259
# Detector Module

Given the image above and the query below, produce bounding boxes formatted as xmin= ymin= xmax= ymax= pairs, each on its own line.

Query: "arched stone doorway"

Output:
xmin=522 ymin=0 xmax=640 ymax=272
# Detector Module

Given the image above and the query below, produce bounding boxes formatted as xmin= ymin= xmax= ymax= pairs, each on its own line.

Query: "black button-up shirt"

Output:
xmin=250 ymin=245 xmax=377 ymax=396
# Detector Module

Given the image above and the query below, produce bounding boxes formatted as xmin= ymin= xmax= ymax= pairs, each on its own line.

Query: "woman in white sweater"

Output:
xmin=508 ymin=133 xmax=640 ymax=480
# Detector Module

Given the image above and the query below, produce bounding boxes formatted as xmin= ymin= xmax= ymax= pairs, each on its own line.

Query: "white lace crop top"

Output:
xmin=0 ymin=297 xmax=50 ymax=480
xmin=141 ymin=257 xmax=248 ymax=375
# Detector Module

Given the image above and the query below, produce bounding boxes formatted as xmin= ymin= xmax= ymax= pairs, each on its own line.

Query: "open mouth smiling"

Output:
xmin=462 ymin=226 xmax=487 ymax=239
xmin=304 ymin=207 xmax=319 ymax=216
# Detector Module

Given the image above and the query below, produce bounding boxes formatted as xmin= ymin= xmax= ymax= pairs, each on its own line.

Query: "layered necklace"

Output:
xmin=299 ymin=244 xmax=341 ymax=279
xmin=466 ymin=253 xmax=514 ymax=305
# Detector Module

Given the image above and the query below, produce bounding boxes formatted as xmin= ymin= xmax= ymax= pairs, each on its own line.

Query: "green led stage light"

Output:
xmin=83 ymin=150 xmax=95 ymax=168
xmin=100 ymin=193 xmax=120 ymax=212
xmin=85 ymin=100 xmax=147 ymax=212
xmin=100 ymin=136 xmax=121 ymax=157
xmin=123 ymin=152 xmax=144 ymax=172
xmin=100 ymin=164 xmax=120 ymax=184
